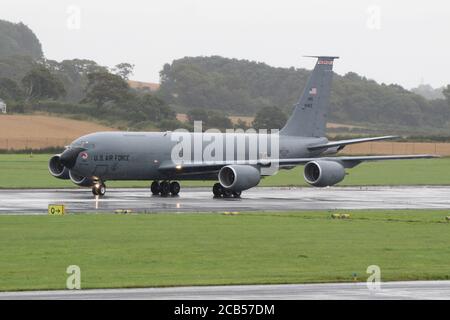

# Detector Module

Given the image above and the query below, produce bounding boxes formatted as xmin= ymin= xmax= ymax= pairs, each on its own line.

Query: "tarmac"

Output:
xmin=1 ymin=281 xmax=450 ymax=299
xmin=0 ymin=186 xmax=449 ymax=214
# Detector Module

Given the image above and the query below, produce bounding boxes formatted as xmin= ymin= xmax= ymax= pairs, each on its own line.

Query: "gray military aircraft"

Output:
xmin=49 ymin=56 xmax=437 ymax=197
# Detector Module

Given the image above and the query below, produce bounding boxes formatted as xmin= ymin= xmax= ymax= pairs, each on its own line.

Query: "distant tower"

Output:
xmin=0 ymin=99 xmax=6 ymax=114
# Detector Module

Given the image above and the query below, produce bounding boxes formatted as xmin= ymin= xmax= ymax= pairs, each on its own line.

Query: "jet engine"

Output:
xmin=218 ymin=165 xmax=261 ymax=191
xmin=303 ymin=160 xmax=345 ymax=187
xmin=69 ymin=170 xmax=94 ymax=187
xmin=48 ymin=155 xmax=70 ymax=179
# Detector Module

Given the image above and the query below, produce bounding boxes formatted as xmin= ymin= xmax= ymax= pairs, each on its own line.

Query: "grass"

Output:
xmin=0 ymin=210 xmax=449 ymax=291
xmin=0 ymin=154 xmax=449 ymax=189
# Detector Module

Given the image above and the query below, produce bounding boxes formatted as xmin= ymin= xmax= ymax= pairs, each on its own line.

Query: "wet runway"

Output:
xmin=0 ymin=186 xmax=449 ymax=214
xmin=1 ymin=281 xmax=450 ymax=299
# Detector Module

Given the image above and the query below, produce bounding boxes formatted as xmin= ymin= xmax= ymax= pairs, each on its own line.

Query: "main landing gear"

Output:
xmin=92 ymin=182 xmax=106 ymax=196
xmin=151 ymin=180 xmax=180 ymax=197
xmin=212 ymin=183 xmax=241 ymax=198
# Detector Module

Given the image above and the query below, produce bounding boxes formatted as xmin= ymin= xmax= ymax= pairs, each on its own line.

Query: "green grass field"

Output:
xmin=0 ymin=210 xmax=449 ymax=291
xmin=0 ymin=154 xmax=449 ymax=188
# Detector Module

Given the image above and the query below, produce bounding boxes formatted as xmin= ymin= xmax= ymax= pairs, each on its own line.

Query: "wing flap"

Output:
xmin=307 ymin=135 xmax=398 ymax=151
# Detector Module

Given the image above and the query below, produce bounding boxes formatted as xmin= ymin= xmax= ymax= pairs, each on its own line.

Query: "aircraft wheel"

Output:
xmin=151 ymin=180 xmax=161 ymax=195
xmin=212 ymin=183 xmax=223 ymax=197
xmin=92 ymin=182 xmax=106 ymax=196
xmin=160 ymin=180 xmax=170 ymax=197
xmin=232 ymin=190 xmax=242 ymax=198
xmin=98 ymin=183 xmax=106 ymax=196
xmin=170 ymin=181 xmax=180 ymax=196
xmin=222 ymin=188 xmax=233 ymax=198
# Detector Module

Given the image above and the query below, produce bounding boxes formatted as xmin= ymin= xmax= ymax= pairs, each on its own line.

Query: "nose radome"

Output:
xmin=59 ymin=147 xmax=86 ymax=169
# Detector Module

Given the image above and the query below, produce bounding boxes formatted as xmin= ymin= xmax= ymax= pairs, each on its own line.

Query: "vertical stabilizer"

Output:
xmin=280 ymin=56 xmax=338 ymax=137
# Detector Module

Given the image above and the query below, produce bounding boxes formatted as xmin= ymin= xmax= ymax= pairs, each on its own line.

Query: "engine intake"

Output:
xmin=69 ymin=170 xmax=94 ymax=187
xmin=304 ymin=160 xmax=345 ymax=187
xmin=48 ymin=155 xmax=69 ymax=179
xmin=218 ymin=165 xmax=261 ymax=192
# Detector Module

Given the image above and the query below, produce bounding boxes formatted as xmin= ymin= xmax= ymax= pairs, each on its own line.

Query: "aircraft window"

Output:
xmin=72 ymin=141 xmax=95 ymax=149
xmin=83 ymin=142 xmax=95 ymax=149
xmin=124 ymin=133 xmax=146 ymax=137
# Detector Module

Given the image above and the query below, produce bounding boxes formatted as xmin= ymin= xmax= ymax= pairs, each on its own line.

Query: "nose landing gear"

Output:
xmin=150 ymin=180 xmax=180 ymax=196
xmin=92 ymin=182 xmax=106 ymax=196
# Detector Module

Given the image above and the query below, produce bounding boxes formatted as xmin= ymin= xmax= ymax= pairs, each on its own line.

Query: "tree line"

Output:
xmin=159 ymin=56 xmax=450 ymax=130
xmin=1 ymin=19 xmax=450 ymax=134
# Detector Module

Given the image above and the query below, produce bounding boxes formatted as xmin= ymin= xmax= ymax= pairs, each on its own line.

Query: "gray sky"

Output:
xmin=2 ymin=0 xmax=449 ymax=88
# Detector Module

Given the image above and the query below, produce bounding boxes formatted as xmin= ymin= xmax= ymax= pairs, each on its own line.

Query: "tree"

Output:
xmin=187 ymin=108 xmax=209 ymax=123
xmin=122 ymin=94 xmax=175 ymax=122
xmin=83 ymin=71 xmax=130 ymax=107
xmin=112 ymin=63 xmax=135 ymax=80
xmin=252 ymin=106 xmax=287 ymax=130
xmin=187 ymin=108 xmax=232 ymax=130
xmin=0 ymin=20 xmax=43 ymax=59
xmin=443 ymin=85 xmax=450 ymax=105
xmin=0 ymin=78 xmax=24 ymax=101
xmin=21 ymin=66 xmax=66 ymax=100
xmin=43 ymin=58 xmax=109 ymax=102
xmin=206 ymin=110 xmax=232 ymax=129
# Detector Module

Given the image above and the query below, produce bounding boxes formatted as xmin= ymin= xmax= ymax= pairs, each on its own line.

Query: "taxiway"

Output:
xmin=1 ymin=281 xmax=449 ymax=299
xmin=0 ymin=186 xmax=449 ymax=214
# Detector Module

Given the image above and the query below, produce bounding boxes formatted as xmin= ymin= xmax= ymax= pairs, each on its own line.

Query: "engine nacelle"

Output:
xmin=48 ymin=155 xmax=70 ymax=179
xmin=218 ymin=165 xmax=261 ymax=192
xmin=69 ymin=170 xmax=94 ymax=187
xmin=303 ymin=160 xmax=345 ymax=187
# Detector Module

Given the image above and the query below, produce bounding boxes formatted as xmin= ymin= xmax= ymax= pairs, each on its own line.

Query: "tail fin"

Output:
xmin=280 ymin=56 xmax=338 ymax=137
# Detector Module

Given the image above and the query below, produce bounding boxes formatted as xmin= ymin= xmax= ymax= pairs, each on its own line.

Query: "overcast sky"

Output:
xmin=1 ymin=0 xmax=449 ymax=88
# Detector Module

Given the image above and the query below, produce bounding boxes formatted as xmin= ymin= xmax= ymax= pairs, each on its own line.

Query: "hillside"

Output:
xmin=0 ymin=20 xmax=42 ymax=60
xmin=159 ymin=56 xmax=450 ymax=131
xmin=0 ymin=115 xmax=114 ymax=149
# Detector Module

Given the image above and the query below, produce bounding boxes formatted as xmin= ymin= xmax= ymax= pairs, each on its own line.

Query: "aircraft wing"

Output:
xmin=158 ymin=154 xmax=438 ymax=174
xmin=277 ymin=154 xmax=438 ymax=168
xmin=307 ymin=135 xmax=398 ymax=151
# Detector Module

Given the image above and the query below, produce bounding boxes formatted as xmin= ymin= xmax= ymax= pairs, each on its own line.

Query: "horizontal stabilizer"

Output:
xmin=303 ymin=55 xmax=340 ymax=59
xmin=307 ymin=135 xmax=398 ymax=151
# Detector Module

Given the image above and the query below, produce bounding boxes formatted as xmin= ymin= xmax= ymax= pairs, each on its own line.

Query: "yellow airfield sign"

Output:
xmin=48 ymin=204 xmax=65 ymax=215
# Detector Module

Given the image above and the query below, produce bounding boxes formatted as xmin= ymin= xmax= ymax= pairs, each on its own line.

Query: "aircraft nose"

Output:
xmin=60 ymin=147 xmax=86 ymax=169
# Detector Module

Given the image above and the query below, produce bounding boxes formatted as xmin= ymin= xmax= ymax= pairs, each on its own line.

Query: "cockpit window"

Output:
xmin=82 ymin=141 xmax=94 ymax=149
xmin=71 ymin=140 xmax=95 ymax=149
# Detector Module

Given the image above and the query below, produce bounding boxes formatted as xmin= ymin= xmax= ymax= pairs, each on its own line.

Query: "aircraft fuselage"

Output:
xmin=68 ymin=131 xmax=326 ymax=181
